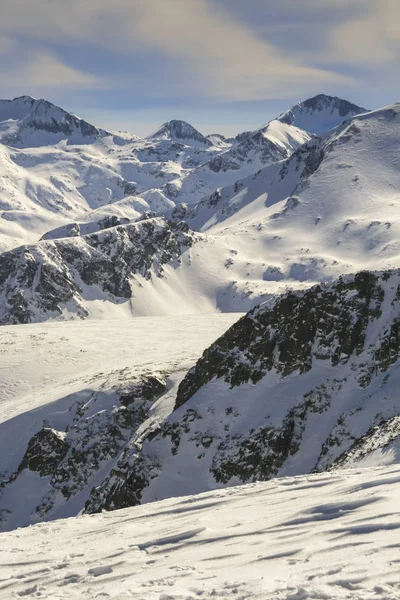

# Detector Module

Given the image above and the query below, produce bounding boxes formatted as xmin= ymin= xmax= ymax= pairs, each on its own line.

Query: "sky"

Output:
xmin=0 ymin=0 xmax=399 ymax=137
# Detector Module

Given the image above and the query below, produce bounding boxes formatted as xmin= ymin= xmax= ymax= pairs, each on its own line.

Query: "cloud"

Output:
xmin=128 ymin=0 xmax=354 ymax=100
xmin=0 ymin=0 xmax=354 ymax=101
xmin=0 ymin=51 xmax=105 ymax=93
xmin=0 ymin=34 xmax=15 ymax=54
xmin=299 ymin=0 xmax=369 ymax=8
xmin=326 ymin=0 xmax=400 ymax=66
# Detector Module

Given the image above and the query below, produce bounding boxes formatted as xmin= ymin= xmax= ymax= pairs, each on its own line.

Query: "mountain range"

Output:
xmin=0 ymin=93 xmax=362 ymax=254
xmin=3 ymin=96 xmax=400 ymax=325
xmin=2 ymin=91 xmax=400 ymax=542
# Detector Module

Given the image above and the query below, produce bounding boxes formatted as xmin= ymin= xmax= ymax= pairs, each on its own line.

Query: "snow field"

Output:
xmin=0 ymin=465 xmax=399 ymax=599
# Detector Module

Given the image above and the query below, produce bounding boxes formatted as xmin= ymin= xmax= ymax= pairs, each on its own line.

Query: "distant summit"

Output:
xmin=149 ymin=119 xmax=212 ymax=146
xmin=277 ymin=94 xmax=368 ymax=134
xmin=0 ymin=95 xmax=110 ymax=147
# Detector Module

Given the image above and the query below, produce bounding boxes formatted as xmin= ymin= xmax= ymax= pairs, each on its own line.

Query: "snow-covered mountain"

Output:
xmin=179 ymin=103 xmax=400 ymax=281
xmin=2 ymin=91 xmax=400 ymax=598
xmin=3 ymin=101 xmax=400 ymax=323
xmin=0 ymin=93 xmax=360 ymax=252
xmin=277 ymin=93 xmax=367 ymax=133
xmin=0 ymin=95 xmax=111 ymax=147
xmin=200 ymin=119 xmax=310 ymax=179
xmin=148 ymin=119 xmax=213 ymax=147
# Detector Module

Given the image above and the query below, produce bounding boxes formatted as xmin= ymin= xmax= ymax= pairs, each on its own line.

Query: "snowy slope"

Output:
xmin=0 ymin=215 xmax=274 ymax=324
xmin=277 ymin=93 xmax=367 ymax=134
xmin=1 ymin=464 xmax=399 ymax=599
xmin=0 ymin=314 xmax=238 ymax=531
xmin=4 ymin=268 xmax=400 ymax=532
xmin=182 ymin=103 xmax=400 ymax=286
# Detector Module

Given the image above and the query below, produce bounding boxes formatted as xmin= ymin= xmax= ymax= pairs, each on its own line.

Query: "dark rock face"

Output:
xmin=301 ymin=94 xmax=367 ymax=118
xmin=18 ymin=428 xmax=68 ymax=477
xmin=207 ymin=154 xmax=241 ymax=173
xmin=119 ymin=376 xmax=167 ymax=407
xmin=1 ymin=97 xmax=110 ymax=146
xmin=210 ymin=421 xmax=295 ymax=484
xmin=330 ymin=415 xmax=400 ymax=469
xmin=27 ymin=113 xmax=100 ymax=139
xmin=0 ymin=218 xmax=195 ymax=324
xmin=175 ymin=271 xmax=386 ymax=409
xmin=0 ymin=376 xmax=167 ymax=525
xmin=32 ymin=378 xmax=165 ymax=513
xmin=85 ymin=452 xmax=161 ymax=513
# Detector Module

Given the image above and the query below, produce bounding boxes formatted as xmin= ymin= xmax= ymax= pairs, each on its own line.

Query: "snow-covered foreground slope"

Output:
xmin=1 ymin=464 xmax=400 ymax=599
xmin=0 ymin=314 xmax=238 ymax=531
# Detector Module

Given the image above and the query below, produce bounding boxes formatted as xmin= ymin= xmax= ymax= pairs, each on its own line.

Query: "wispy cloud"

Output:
xmin=0 ymin=0 xmax=354 ymax=101
xmin=0 ymin=51 xmax=105 ymax=95
xmin=0 ymin=34 xmax=15 ymax=54
xmin=328 ymin=0 xmax=400 ymax=66
xmin=128 ymin=0 xmax=353 ymax=100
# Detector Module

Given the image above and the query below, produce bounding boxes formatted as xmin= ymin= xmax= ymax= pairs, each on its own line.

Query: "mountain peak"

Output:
xmin=0 ymin=96 xmax=110 ymax=147
xmin=149 ymin=119 xmax=212 ymax=146
xmin=277 ymin=94 xmax=368 ymax=134
xmin=301 ymin=94 xmax=367 ymax=116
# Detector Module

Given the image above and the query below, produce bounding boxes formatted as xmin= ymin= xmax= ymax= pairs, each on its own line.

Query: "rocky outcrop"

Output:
xmin=175 ymin=271 xmax=386 ymax=408
xmin=18 ymin=428 xmax=68 ymax=477
xmin=0 ymin=376 xmax=167 ymax=527
xmin=0 ymin=218 xmax=195 ymax=324
xmin=85 ymin=269 xmax=400 ymax=512
xmin=330 ymin=415 xmax=400 ymax=469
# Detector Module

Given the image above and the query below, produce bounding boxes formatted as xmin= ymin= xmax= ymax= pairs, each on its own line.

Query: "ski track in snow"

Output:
xmin=0 ymin=465 xmax=399 ymax=599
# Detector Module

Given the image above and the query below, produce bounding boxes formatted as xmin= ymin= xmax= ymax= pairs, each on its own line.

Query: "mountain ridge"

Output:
xmin=0 ymin=92 xmax=373 ymax=252
xmin=277 ymin=93 xmax=367 ymax=133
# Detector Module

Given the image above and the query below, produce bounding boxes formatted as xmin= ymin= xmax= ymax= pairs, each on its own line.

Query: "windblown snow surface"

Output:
xmin=0 ymin=465 xmax=399 ymax=599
